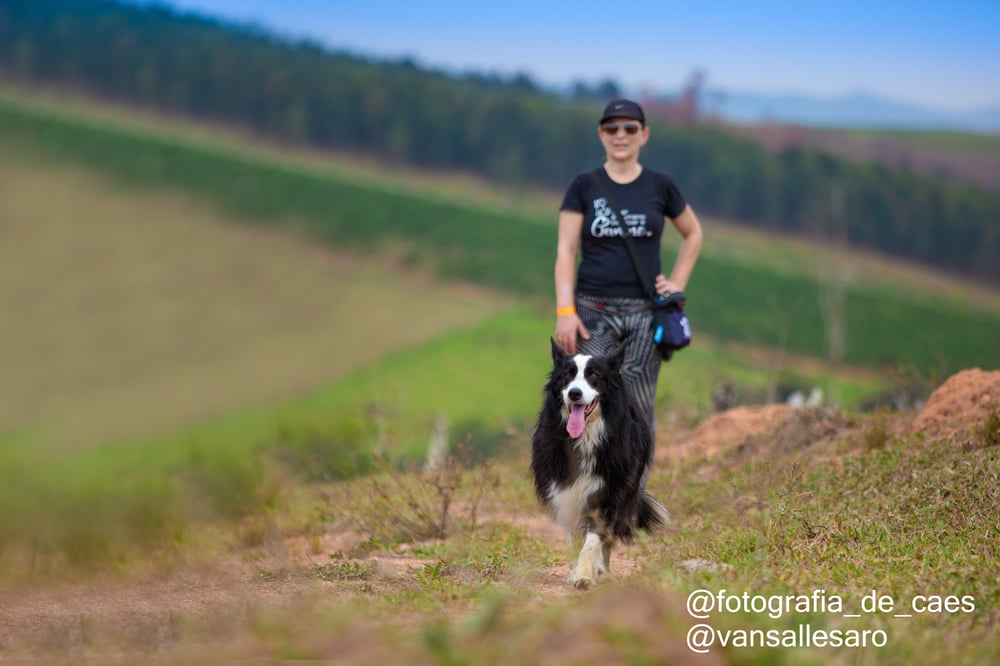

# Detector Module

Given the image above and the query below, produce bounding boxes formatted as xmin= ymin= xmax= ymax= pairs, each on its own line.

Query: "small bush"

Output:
xmin=862 ymin=410 xmax=893 ymax=450
xmin=979 ymin=410 xmax=1000 ymax=448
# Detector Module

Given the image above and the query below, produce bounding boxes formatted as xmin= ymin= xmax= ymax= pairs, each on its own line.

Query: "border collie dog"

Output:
xmin=531 ymin=339 xmax=670 ymax=589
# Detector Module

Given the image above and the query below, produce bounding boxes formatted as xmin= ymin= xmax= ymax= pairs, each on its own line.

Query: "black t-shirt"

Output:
xmin=560 ymin=167 xmax=687 ymax=299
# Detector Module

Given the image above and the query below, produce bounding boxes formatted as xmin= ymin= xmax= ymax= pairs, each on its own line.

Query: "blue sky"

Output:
xmin=159 ymin=0 xmax=1000 ymax=111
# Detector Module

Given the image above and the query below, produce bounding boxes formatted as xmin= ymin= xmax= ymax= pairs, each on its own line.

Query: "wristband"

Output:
xmin=556 ymin=306 xmax=576 ymax=316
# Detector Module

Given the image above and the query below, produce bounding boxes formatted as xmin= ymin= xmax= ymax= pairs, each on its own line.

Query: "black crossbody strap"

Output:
xmin=589 ymin=169 xmax=657 ymax=301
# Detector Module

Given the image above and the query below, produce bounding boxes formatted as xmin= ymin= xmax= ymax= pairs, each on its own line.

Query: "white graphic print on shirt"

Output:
xmin=591 ymin=197 xmax=651 ymax=238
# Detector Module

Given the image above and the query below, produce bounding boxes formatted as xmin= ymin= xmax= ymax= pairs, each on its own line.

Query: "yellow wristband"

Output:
xmin=556 ymin=306 xmax=576 ymax=316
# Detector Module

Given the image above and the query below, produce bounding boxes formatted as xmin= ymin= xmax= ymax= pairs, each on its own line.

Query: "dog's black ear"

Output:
xmin=550 ymin=337 xmax=567 ymax=364
xmin=608 ymin=342 xmax=626 ymax=373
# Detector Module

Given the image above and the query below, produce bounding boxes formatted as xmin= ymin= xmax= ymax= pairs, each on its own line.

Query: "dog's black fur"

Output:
xmin=530 ymin=339 xmax=668 ymax=588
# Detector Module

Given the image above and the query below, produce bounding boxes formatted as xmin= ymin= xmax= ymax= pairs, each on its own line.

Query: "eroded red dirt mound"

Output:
xmin=909 ymin=368 xmax=999 ymax=443
xmin=662 ymin=404 xmax=794 ymax=463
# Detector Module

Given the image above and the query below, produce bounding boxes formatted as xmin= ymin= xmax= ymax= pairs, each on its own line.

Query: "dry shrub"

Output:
xmin=343 ymin=446 xmax=501 ymax=548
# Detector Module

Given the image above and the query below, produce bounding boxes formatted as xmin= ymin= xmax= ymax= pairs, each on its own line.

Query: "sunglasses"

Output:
xmin=600 ymin=121 xmax=643 ymax=136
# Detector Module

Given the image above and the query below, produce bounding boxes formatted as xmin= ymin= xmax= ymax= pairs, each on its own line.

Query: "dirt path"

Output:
xmin=0 ymin=568 xmax=315 ymax=653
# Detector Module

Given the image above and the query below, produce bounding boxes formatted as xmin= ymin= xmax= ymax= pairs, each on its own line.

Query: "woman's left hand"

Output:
xmin=655 ymin=274 xmax=683 ymax=297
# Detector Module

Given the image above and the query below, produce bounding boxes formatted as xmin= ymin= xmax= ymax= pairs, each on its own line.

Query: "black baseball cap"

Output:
xmin=599 ymin=98 xmax=645 ymax=125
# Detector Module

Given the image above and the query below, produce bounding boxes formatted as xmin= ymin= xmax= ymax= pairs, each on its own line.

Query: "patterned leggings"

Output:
xmin=575 ymin=294 xmax=662 ymax=430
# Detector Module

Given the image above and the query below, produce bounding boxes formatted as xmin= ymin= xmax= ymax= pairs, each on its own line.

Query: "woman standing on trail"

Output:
xmin=553 ymin=98 xmax=703 ymax=426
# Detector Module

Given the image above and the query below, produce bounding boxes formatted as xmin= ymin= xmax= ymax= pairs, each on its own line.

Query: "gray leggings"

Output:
xmin=575 ymin=294 xmax=662 ymax=429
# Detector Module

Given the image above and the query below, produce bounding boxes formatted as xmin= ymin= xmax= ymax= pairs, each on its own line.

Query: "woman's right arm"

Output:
xmin=554 ymin=209 xmax=590 ymax=354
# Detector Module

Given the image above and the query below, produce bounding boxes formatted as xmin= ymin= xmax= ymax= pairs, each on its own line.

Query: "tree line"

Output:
xmin=1 ymin=0 xmax=997 ymax=283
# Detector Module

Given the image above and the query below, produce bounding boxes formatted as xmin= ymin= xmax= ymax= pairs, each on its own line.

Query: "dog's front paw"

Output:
xmin=570 ymin=533 xmax=610 ymax=590
xmin=569 ymin=564 xmax=612 ymax=590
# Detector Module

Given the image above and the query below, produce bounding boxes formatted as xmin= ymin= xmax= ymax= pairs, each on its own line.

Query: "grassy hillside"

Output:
xmin=0 ymin=84 xmax=995 ymax=459
xmin=1 ymin=91 xmax=997 ymax=375
xmin=0 ymin=84 xmax=994 ymax=588
xmin=0 ymin=156 xmax=509 ymax=449
xmin=0 ymin=98 xmax=891 ymax=573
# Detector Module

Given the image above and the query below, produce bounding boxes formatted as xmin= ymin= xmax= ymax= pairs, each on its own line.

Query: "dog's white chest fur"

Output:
xmin=549 ymin=474 xmax=604 ymax=537
xmin=571 ymin=414 xmax=605 ymax=457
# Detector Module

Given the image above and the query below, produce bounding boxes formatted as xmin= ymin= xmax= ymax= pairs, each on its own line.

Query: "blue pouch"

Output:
xmin=652 ymin=292 xmax=691 ymax=361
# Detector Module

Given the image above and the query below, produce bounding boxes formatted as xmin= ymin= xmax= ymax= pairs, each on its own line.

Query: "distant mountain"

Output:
xmin=699 ymin=89 xmax=1000 ymax=132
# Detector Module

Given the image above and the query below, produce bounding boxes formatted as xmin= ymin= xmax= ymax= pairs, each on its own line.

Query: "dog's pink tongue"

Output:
xmin=567 ymin=405 xmax=586 ymax=438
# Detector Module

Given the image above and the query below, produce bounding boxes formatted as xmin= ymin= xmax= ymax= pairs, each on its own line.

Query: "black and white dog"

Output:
xmin=530 ymin=339 xmax=669 ymax=589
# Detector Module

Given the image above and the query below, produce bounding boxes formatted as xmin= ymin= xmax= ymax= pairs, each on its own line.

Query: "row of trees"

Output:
xmin=1 ymin=0 xmax=997 ymax=283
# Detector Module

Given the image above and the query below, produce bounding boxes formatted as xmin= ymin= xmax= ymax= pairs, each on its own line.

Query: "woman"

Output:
xmin=554 ymin=98 xmax=703 ymax=426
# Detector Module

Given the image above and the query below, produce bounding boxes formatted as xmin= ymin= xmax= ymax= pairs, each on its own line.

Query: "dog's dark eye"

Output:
xmin=585 ymin=368 xmax=599 ymax=382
